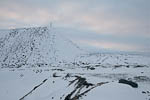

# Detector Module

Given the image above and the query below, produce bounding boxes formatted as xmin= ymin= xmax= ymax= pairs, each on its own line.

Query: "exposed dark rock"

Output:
xmin=51 ymin=68 xmax=64 ymax=71
xmin=95 ymin=64 xmax=100 ymax=67
xmin=64 ymin=73 xmax=71 ymax=80
xmin=65 ymin=76 xmax=108 ymax=100
xmin=119 ymin=79 xmax=138 ymax=88
xmin=134 ymin=65 xmax=145 ymax=68
xmin=126 ymin=65 xmax=130 ymax=68
xmin=89 ymin=67 xmax=95 ymax=70
xmin=114 ymin=65 xmax=122 ymax=69
xmin=19 ymin=78 xmax=48 ymax=100
xmin=52 ymin=73 xmax=61 ymax=77
xmin=142 ymin=91 xmax=146 ymax=94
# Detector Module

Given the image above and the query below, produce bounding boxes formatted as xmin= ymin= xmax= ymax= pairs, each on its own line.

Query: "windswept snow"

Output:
xmin=0 ymin=26 xmax=150 ymax=100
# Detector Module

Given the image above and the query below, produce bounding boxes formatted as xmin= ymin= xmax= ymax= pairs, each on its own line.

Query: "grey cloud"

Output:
xmin=57 ymin=27 xmax=150 ymax=47
xmin=0 ymin=0 xmax=149 ymax=52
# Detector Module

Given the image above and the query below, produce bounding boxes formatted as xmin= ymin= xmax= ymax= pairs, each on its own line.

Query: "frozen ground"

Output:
xmin=0 ymin=27 xmax=150 ymax=100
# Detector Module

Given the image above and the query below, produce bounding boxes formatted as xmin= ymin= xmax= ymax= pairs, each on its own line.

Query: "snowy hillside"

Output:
xmin=0 ymin=27 xmax=150 ymax=100
xmin=0 ymin=26 xmax=84 ymax=68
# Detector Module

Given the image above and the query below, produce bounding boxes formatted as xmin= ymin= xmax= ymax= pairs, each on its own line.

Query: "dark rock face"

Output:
xmin=64 ymin=76 xmax=109 ymax=100
xmin=118 ymin=79 xmax=138 ymax=88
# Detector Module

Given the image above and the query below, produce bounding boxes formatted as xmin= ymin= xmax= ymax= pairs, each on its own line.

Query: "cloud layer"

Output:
xmin=0 ymin=0 xmax=150 ymax=52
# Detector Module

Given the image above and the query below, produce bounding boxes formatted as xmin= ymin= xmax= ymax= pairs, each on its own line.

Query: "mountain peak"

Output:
xmin=0 ymin=26 xmax=84 ymax=68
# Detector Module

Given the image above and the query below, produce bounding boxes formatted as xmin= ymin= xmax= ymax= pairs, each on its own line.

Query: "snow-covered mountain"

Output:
xmin=0 ymin=26 xmax=84 ymax=68
xmin=0 ymin=26 xmax=150 ymax=100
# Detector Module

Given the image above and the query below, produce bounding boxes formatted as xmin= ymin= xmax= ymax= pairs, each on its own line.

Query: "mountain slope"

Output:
xmin=0 ymin=26 xmax=84 ymax=68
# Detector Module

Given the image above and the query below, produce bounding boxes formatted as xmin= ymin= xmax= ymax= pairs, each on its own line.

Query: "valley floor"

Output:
xmin=0 ymin=53 xmax=150 ymax=100
xmin=0 ymin=60 xmax=150 ymax=100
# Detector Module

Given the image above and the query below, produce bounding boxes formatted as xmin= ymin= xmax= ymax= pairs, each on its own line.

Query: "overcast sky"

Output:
xmin=0 ymin=0 xmax=150 ymax=52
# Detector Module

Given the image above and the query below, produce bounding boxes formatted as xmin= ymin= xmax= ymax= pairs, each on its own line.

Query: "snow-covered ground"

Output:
xmin=0 ymin=26 xmax=150 ymax=100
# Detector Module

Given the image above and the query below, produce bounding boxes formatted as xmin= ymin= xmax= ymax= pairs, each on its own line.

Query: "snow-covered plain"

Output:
xmin=0 ymin=26 xmax=150 ymax=100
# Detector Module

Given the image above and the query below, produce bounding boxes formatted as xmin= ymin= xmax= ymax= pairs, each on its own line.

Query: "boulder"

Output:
xmin=119 ymin=79 xmax=138 ymax=88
